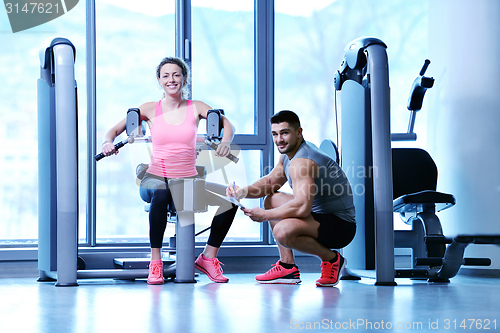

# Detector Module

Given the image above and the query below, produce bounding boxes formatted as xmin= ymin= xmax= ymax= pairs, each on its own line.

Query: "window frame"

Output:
xmin=84 ymin=0 xmax=276 ymax=248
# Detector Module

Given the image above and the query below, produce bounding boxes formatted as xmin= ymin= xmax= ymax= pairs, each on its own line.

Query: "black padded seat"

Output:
xmin=392 ymin=148 xmax=456 ymax=223
xmin=393 ymin=190 xmax=455 ymax=214
xmin=392 ymin=148 xmax=437 ymax=199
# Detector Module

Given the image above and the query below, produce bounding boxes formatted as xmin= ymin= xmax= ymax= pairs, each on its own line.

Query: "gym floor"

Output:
xmin=1 ymin=272 xmax=499 ymax=333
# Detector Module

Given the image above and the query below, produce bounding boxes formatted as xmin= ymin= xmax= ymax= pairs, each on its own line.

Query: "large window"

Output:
xmin=275 ymin=0 xmax=429 ymax=147
xmin=191 ymin=0 xmax=255 ymax=134
xmin=0 ymin=0 xmax=430 ymax=248
xmin=94 ymin=0 xmax=176 ymax=244
xmin=191 ymin=0 xmax=261 ymax=242
xmin=275 ymin=0 xmax=430 ymax=230
xmin=0 ymin=2 xmax=87 ymax=246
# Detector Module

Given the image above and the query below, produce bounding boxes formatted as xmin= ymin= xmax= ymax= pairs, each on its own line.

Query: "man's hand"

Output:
xmin=242 ymin=207 xmax=268 ymax=222
xmin=226 ymin=183 xmax=246 ymax=200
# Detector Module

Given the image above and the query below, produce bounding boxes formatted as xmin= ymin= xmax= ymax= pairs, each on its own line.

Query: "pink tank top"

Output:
xmin=147 ymin=100 xmax=198 ymax=178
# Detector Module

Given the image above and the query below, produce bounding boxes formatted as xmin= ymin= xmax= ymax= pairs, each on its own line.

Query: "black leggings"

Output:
xmin=143 ymin=174 xmax=237 ymax=249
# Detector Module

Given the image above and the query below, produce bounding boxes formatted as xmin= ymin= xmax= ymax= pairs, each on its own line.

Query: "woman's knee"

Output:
xmin=150 ymin=188 xmax=173 ymax=210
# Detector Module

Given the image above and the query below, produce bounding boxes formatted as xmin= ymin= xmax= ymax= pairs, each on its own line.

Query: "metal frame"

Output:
xmin=336 ymin=37 xmax=396 ymax=286
xmin=37 ymin=37 xmax=79 ymax=286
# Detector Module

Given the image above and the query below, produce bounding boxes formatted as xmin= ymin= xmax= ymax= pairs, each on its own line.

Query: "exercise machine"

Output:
xmin=335 ymin=36 xmax=500 ymax=284
xmin=390 ymin=60 xmax=500 ymax=281
xmin=37 ymin=37 xmax=239 ymax=286
xmin=37 ymin=37 xmax=78 ymax=286
xmin=334 ymin=37 xmax=395 ymax=285
xmin=96 ymin=108 xmax=238 ymax=283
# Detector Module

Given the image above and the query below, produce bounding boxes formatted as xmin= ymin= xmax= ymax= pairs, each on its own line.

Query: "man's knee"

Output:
xmin=272 ymin=222 xmax=294 ymax=247
xmin=263 ymin=194 xmax=274 ymax=210
xmin=263 ymin=192 xmax=293 ymax=210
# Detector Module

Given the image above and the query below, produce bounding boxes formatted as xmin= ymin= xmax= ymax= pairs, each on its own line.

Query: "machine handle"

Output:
xmin=206 ymin=141 xmax=239 ymax=163
xmin=407 ymin=60 xmax=434 ymax=111
xmin=419 ymin=59 xmax=431 ymax=76
xmin=94 ymin=139 xmax=128 ymax=161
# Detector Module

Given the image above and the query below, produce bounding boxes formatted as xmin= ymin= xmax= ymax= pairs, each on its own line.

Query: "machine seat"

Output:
xmin=137 ymin=164 xmax=207 ymax=215
xmin=393 ymin=190 xmax=455 ymax=214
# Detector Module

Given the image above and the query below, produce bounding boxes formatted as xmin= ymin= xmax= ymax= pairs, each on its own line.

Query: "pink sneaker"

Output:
xmin=147 ymin=259 xmax=164 ymax=285
xmin=195 ymin=254 xmax=229 ymax=283
xmin=255 ymin=261 xmax=301 ymax=284
xmin=316 ymin=252 xmax=346 ymax=287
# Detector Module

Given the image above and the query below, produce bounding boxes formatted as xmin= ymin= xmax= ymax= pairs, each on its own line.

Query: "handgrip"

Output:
xmin=419 ymin=59 xmax=431 ymax=76
xmin=94 ymin=139 xmax=127 ymax=161
xmin=407 ymin=59 xmax=434 ymax=111
xmin=206 ymin=141 xmax=239 ymax=163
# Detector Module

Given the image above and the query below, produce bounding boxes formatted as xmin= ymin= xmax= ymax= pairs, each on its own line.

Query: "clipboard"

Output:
xmin=206 ymin=189 xmax=245 ymax=209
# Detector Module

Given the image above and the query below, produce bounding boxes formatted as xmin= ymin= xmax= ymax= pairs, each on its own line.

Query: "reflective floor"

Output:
xmin=1 ymin=273 xmax=499 ymax=333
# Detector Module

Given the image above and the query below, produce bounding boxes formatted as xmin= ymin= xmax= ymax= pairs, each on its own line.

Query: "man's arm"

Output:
xmin=243 ymin=158 xmax=317 ymax=222
xmin=239 ymin=156 xmax=287 ymax=199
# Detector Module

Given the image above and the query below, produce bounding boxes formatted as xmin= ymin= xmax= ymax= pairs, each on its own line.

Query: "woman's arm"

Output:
xmin=220 ymin=114 xmax=235 ymax=143
xmin=101 ymin=102 xmax=154 ymax=156
xmin=101 ymin=118 xmax=127 ymax=156
xmin=193 ymin=100 xmax=235 ymax=157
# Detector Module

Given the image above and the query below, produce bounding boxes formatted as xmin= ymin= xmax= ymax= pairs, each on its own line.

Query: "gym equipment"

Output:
xmin=95 ymin=106 xmax=239 ymax=283
xmin=391 ymin=148 xmax=498 ymax=281
xmin=391 ymin=59 xmax=433 ymax=142
xmin=37 ymin=37 xmax=79 ymax=286
xmin=389 ymin=61 xmax=499 ymax=281
xmin=335 ymin=37 xmax=500 ymax=284
xmin=334 ymin=37 xmax=395 ymax=285
xmin=95 ymin=108 xmax=239 ymax=163
xmin=37 ymin=37 xmax=169 ymax=285
xmin=94 ymin=108 xmax=149 ymax=161
xmin=37 ymin=37 xmax=239 ymax=286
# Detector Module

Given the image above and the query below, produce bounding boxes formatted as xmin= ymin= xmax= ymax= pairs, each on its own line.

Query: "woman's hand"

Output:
xmin=215 ymin=141 xmax=231 ymax=157
xmin=102 ymin=142 xmax=118 ymax=157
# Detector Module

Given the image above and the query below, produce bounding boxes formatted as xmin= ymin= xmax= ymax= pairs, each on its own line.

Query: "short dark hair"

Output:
xmin=270 ymin=110 xmax=301 ymax=129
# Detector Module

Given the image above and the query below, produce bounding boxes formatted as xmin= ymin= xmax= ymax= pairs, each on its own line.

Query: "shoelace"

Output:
xmin=321 ymin=261 xmax=339 ymax=279
xmin=211 ymin=258 xmax=224 ymax=276
xmin=265 ymin=263 xmax=283 ymax=275
xmin=150 ymin=263 xmax=162 ymax=277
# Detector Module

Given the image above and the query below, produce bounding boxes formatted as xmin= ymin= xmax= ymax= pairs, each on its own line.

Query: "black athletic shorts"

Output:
xmin=311 ymin=212 xmax=356 ymax=249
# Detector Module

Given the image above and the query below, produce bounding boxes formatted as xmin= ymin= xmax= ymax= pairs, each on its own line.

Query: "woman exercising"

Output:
xmin=101 ymin=57 xmax=238 ymax=284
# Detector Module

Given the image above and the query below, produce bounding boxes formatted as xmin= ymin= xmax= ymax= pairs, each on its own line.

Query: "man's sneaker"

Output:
xmin=316 ymin=252 xmax=346 ymax=287
xmin=195 ymin=254 xmax=229 ymax=283
xmin=147 ymin=259 xmax=164 ymax=285
xmin=255 ymin=261 xmax=301 ymax=284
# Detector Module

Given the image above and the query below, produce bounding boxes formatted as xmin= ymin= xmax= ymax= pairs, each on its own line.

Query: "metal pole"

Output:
xmin=171 ymin=179 xmax=197 ymax=283
xmin=86 ymin=0 xmax=97 ymax=248
xmin=53 ymin=43 xmax=79 ymax=287
xmin=366 ymin=44 xmax=396 ymax=286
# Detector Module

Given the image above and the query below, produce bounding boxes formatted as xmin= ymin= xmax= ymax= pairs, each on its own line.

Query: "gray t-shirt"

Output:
xmin=282 ymin=140 xmax=356 ymax=223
